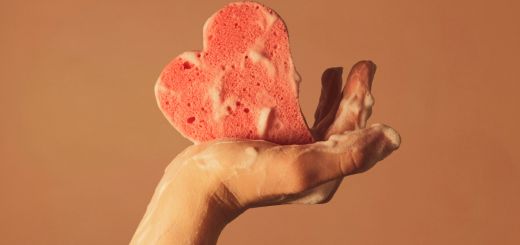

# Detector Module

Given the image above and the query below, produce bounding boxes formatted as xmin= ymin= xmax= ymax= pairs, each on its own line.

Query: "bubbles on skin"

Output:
xmin=190 ymin=141 xmax=260 ymax=176
xmin=192 ymin=146 xmax=223 ymax=171
xmin=237 ymin=146 xmax=258 ymax=169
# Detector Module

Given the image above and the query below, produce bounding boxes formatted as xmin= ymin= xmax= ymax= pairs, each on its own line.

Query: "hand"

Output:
xmin=130 ymin=61 xmax=401 ymax=245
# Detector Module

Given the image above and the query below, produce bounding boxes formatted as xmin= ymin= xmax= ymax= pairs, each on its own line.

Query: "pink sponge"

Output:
xmin=155 ymin=2 xmax=314 ymax=145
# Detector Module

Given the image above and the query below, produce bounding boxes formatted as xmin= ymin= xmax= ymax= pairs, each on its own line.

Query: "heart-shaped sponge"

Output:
xmin=155 ymin=2 xmax=314 ymax=145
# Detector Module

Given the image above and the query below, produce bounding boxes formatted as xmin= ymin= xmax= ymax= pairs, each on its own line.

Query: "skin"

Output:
xmin=130 ymin=61 xmax=401 ymax=245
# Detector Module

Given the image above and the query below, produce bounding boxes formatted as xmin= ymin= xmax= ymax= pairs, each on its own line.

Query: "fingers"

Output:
xmin=272 ymin=124 xmax=400 ymax=195
xmin=293 ymin=61 xmax=377 ymax=204
xmin=311 ymin=67 xmax=344 ymax=139
xmin=324 ymin=61 xmax=376 ymax=139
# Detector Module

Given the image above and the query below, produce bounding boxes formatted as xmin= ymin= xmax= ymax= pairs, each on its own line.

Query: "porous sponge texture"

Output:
xmin=156 ymin=2 xmax=314 ymax=145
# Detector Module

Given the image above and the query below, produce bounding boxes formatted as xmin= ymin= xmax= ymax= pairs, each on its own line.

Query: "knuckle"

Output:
xmin=341 ymin=148 xmax=363 ymax=174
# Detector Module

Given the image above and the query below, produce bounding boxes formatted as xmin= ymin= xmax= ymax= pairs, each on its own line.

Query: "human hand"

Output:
xmin=131 ymin=61 xmax=401 ymax=245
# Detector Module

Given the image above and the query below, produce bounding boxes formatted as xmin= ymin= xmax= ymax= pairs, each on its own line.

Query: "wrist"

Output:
xmin=131 ymin=168 xmax=242 ymax=245
xmin=169 ymin=189 xmax=229 ymax=245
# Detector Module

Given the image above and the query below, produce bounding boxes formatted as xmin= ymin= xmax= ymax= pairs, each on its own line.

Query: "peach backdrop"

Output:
xmin=1 ymin=0 xmax=519 ymax=244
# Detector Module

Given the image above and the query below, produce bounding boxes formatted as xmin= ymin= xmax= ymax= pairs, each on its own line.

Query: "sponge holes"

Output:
xmin=182 ymin=61 xmax=193 ymax=70
xmin=186 ymin=117 xmax=205 ymax=126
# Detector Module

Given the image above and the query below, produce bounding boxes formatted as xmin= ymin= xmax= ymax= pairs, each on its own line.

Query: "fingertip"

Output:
xmin=348 ymin=60 xmax=377 ymax=89
xmin=321 ymin=67 xmax=344 ymax=82
xmin=354 ymin=60 xmax=377 ymax=72
xmin=370 ymin=123 xmax=401 ymax=150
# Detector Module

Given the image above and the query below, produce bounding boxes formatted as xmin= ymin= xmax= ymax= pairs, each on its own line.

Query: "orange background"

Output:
xmin=1 ymin=0 xmax=519 ymax=244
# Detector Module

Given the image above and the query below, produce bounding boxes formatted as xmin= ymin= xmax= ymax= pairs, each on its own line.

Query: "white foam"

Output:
xmin=358 ymin=92 xmax=374 ymax=128
xmin=263 ymin=59 xmax=275 ymax=77
xmin=343 ymin=96 xmax=361 ymax=117
xmin=378 ymin=124 xmax=401 ymax=148
xmin=192 ymin=150 xmax=222 ymax=171
xmin=154 ymin=78 xmax=168 ymax=94
xmin=208 ymin=74 xmax=242 ymax=122
xmin=290 ymin=68 xmax=301 ymax=94
xmin=209 ymin=75 xmax=224 ymax=121
xmin=247 ymin=49 xmax=275 ymax=77
xmin=364 ymin=92 xmax=374 ymax=108
xmin=257 ymin=107 xmax=271 ymax=136
xmin=245 ymin=146 xmax=257 ymax=155
xmin=237 ymin=147 xmax=258 ymax=169
xmin=255 ymin=5 xmax=277 ymax=31
xmin=260 ymin=7 xmax=277 ymax=30
xmin=179 ymin=52 xmax=200 ymax=67
xmin=291 ymin=191 xmax=328 ymax=204
xmin=248 ymin=49 xmax=263 ymax=63
xmin=202 ymin=11 xmax=217 ymax=50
